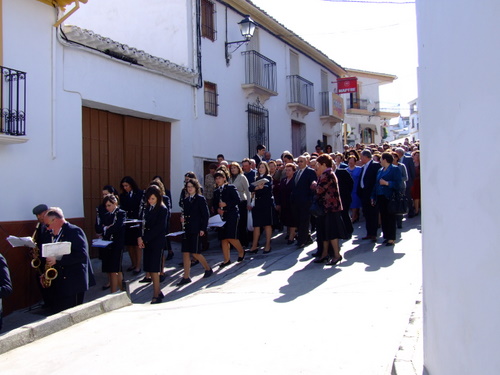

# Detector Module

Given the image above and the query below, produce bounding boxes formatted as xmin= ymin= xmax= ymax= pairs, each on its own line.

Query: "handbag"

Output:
xmin=388 ymin=191 xmax=409 ymax=215
xmin=309 ymin=198 xmax=325 ymax=217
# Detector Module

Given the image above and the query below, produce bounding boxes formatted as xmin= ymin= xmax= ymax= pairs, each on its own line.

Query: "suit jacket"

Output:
xmin=335 ymin=168 xmax=354 ymax=209
xmin=183 ymin=194 xmax=209 ymax=233
xmin=371 ymin=164 xmax=403 ymax=200
xmin=401 ymin=155 xmax=415 ymax=186
xmin=119 ymin=190 xmax=143 ymax=219
xmin=244 ymin=170 xmax=257 ymax=185
xmin=357 ymin=160 xmax=380 ymax=203
xmin=142 ymin=205 xmax=168 ymax=248
xmin=213 ymin=184 xmax=240 ymax=220
xmin=252 ymin=154 xmax=263 ymax=166
xmin=0 ymin=254 xmax=12 ymax=330
xmin=291 ymin=167 xmax=317 ymax=204
xmin=52 ymin=222 xmax=94 ymax=298
xmin=98 ymin=208 xmax=126 ymax=251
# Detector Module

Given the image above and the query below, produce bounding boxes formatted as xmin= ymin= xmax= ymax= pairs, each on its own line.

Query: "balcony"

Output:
xmin=287 ymin=75 xmax=314 ymax=117
xmin=319 ymin=91 xmax=344 ymax=125
xmin=241 ymin=51 xmax=277 ymax=104
xmin=0 ymin=66 xmax=28 ymax=144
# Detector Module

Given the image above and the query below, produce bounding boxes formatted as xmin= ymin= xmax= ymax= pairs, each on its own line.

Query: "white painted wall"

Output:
xmin=64 ymin=0 xmax=193 ymax=67
xmin=417 ymin=1 xmax=500 ymax=374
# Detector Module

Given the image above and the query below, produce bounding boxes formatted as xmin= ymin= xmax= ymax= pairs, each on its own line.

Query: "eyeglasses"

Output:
xmin=277 ymin=164 xmax=283 ymax=167
xmin=45 ymin=218 xmax=55 ymax=228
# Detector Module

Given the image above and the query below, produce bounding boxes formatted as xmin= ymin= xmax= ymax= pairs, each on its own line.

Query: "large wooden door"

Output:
xmin=82 ymin=107 xmax=171 ymax=254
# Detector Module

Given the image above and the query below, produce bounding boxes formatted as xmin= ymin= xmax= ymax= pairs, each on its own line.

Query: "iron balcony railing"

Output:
xmin=319 ymin=92 xmax=330 ymax=116
xmin=242 ymin=50 xmax=277 ymax=93
xmin=347 ymin=97 xmax=369 ymax=110
xmin=0 ymin=66 xmax=27 ymax=136
xmin=287 ymin=75 xmax=314 ymax=108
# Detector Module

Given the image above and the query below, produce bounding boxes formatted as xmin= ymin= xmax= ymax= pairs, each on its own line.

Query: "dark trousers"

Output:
xmin=52 ymin=291 xmax=85 ymax=314
xmin=238 ymin=201 xmax=249 ymax=247
xmin=293 ymin=201 xmax=312 ymax=245
xmin=341 ymin=208 xmax=353 ymax=237
xmin=377 ymin=195 xmax=397 ymax=241
xmin=359 ymin=188 xmax=379 ymax=237
xmin=405 ymin=183 xmax=415 ymax=216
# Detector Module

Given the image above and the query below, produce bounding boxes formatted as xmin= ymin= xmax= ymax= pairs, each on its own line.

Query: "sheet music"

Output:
xmin=208 ymin=214 xmax=226 ymax=227
xmin=6 ymin=236 xmax=36 ymax=248
xmin=42 ymin=241 xmax=71 ymax=260
xmin=92 ymin=239 xmax=113 ymax=248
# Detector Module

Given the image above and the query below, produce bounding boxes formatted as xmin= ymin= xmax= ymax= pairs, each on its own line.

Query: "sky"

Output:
xmin=250 ymin=0 xmax=418 ymax=115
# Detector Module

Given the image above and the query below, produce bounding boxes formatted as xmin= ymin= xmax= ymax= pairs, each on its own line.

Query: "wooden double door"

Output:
xmin=82 ymin=107 xmax=171 ymax=252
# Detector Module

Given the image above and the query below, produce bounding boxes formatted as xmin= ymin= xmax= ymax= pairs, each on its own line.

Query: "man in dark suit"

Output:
xmin=251 ymin=144 xmax=266 ymax=167
xmin=43 ymin=208 xmax=94 ymax=313
xmin=291 ymin=155 xmax=318 ymax=247
xmin=0 ymin=253 xmax=12 ymax=332
xmin=396 ymin=147 xmax=416 ymax=217
xmin=242 ymin=158 xmax=257 ymax=185
xmin=357 ymin=150 xmax=380 ymax=241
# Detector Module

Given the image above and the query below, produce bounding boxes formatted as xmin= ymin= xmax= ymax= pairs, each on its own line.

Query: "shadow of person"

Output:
xmin=274 ymin=261 xmax=341 ymax=303
xmin=364 ymin=245 xmax=405 ymax=272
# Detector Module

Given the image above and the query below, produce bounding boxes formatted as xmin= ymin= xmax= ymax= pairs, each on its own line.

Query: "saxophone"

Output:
xmin=30 ymin=223 xmax=43 ymax=273
xmin=42 ymin=263 xmax=58 ymax=288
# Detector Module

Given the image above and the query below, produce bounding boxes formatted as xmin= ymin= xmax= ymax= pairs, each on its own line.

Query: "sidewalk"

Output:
xmin=0 ymin=217 xmax=423 ymax=374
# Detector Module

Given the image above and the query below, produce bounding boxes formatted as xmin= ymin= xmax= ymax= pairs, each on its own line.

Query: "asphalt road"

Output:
xmin=0 ymin=217 xmax=422 ymax=375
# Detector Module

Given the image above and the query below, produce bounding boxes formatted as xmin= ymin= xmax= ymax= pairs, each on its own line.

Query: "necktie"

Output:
xmin=295 ymin=169 xmax=303 ymax=183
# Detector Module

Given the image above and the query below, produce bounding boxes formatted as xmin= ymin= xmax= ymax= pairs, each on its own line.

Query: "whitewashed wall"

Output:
xmin=417 ymin=1 xmax=500 ymax=374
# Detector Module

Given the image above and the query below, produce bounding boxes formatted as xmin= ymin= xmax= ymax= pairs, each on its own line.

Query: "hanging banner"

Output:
xmin=331 ymin=93 xmax=344 ymax=119
xmin=337 ymin=77 xmax=358 ymax=94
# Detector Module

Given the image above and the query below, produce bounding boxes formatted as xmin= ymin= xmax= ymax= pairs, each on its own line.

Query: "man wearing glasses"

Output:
xmin=43 ymin=208 xmax=94 ymax=313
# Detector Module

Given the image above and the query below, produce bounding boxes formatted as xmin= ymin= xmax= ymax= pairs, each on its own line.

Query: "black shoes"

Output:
xmin=151 ymin=292 xmax=164 ymax=304
xmin=237 ymin=252 xmax=246 ymax=262
xmin=132 ymin=268 xmax=142 ymax=275
xmin=176 ymin=277 xmax=192 ymax=286
xmin=219 ymin=260 xmax=231 ymax=269
xmin=263 ymin=248 xmax=272 ymax=254
xmin=159 ymin=274 xmax=167 ymax=283
xmin=203 ymin=269 xmax=213 ymax=278
xmin=139 ymin=277 xmax=152 ymax=283
xmin=326 ymin=256 xmax=343 ymax=266
xmin=287 ymin=239 xmax=295 ymax=245
xmin=313 ymin=256 xmax=329 ymax=263
xmin=247 ymin=249 xmax=258 ymax=254
xmin=166 ymin=250 xmax=174 ymax=260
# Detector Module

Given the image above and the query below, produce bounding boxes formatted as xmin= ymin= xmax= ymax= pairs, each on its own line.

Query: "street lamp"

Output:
xmin=225 ymin=15 xmax=257 ymax=65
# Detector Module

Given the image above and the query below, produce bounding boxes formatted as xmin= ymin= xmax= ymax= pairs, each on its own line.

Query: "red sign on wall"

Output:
xmin=337 ymin=77 xmax=358 ymax=94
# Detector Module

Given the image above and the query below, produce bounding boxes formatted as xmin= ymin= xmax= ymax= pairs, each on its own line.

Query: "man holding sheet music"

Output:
xmin=43 ymin=208 xmax=94 ymax=313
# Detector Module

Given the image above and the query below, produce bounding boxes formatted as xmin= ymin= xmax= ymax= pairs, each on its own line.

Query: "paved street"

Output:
xmin=0 ymin=217 xmax=422 ymax=375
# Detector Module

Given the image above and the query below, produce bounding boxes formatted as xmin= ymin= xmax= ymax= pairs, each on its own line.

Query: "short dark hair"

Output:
xmin=256 ymin=144 xmax=266 ymax=151
xmin=381 ymin=152 xmax=394 ymax=164
xmin=120 ymin=176 xmax=140 ymax=192
xmin=361 ymin=150 xmax=372 ymax=159
xmin=144 ymin=186 xmax=164 ymax=208
xmin=217 ymin=154 xmax=225 ymax=159
xmin=102 ymin=194 xmax=119 ymax=206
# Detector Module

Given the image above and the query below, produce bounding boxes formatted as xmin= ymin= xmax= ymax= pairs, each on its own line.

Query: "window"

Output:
xmin=247 ymin=103 xmax=269 ymax=157
xmin=204 ymin=81 xmax=218 ymax=116
xmin=201 ymin=0 xmax=216 ymax=41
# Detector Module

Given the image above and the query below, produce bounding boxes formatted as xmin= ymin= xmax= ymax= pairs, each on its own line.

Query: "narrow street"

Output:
xmin=0 ymin=217 xmax=422 ymax=375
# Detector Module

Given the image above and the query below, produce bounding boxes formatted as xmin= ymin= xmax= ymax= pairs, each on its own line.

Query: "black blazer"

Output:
xmin=213 ymin=184 xmax=240 ymax=219
xmin=120 ymin=190 xmax=144 ymax=219
xmin=142 ymin=205 xmax=168 ymax=249
xmin=357 ymin=160 xmax=380 ymax=203
xmin=0 ymin=254 xmax=13 ymax=331
xmin=52 ymin=222 xmax=94 ymax=297
xmin=183 ymin=195 xmax=209 ymax=234
xmin=291 ymin=167 xmax=317 ymax=204
xmin=335 ymin=168 xmax=354 ymax=209
xmin=98 ymin=208 xmax=126 ymax=251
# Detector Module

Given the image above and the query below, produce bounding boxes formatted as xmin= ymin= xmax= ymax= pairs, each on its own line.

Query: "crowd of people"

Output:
xmin=22 ymin=139 xmax=420 ymax=310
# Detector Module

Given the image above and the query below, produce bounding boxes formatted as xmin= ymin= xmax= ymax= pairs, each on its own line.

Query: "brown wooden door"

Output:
xmin=82 ymin=107 xmax=171 ymax=255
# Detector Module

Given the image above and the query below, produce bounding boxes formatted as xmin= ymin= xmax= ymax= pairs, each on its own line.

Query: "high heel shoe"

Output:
xmin=326 ymin=256 xmax=343 ymax=266
xmin=247 ymin=249 xmax=258 ymax=254
xmin=287 ymin=239 xmax=295 ymax=245
xmin=219 ymin=260 xmax=231 ymax=269
xmin=313 ymin=256 xmax=329 ymax=264
xmin=151 ymin=292 xmax=164 ymax=304
xmin=237 ymin=252 xmax=246 ymax=262
xmin=263 ymin=248 xmax=272 ymax=254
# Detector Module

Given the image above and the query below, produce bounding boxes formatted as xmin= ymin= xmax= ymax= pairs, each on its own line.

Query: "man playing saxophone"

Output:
xmin=31 ymin=204 xmax=54 ymax=309
xmin=43 ymin=208 xmax=95 ymax=313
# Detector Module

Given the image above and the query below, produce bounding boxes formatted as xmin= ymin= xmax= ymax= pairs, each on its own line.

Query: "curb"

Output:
xmin=0 ymin=291 xmax=131 ymax=355
xmin=392 ymin=288 xmax=423 ymax=375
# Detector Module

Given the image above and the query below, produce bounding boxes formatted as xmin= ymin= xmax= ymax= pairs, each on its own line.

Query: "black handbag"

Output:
xmin=310 ymin=198 xmax=325 ymax=217
xmin=388 ymin=191 xmax=409 ymax=215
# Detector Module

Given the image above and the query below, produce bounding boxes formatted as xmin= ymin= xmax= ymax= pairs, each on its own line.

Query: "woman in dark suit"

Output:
xmin=213 ymin=169 xmax=246 ymax=269
xmin=371 ymin=152 xmax=403 ymax=246
xmin=137 ymin=186 xmax=168 ymax=304
xmin=96 ymin=194 xmax=126 ymax=293
xmin=248 ymin=161 xmax=274 ymax=254
xmin=177 ymin=179 xmax=213 ymax=286
xmin=119 ymin=176 xmax=143 ymax=275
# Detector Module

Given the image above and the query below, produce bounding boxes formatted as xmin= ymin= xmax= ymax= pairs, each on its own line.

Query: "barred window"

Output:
xmin=204 ymin=81 xmax=218 ymax=116
xmin=201 ymin=0 xmax=216 ymax=41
